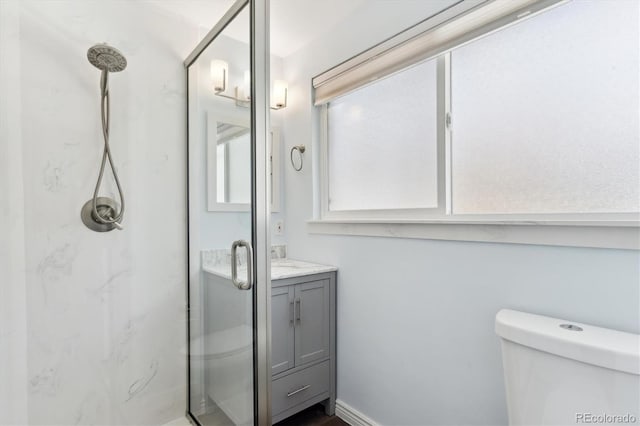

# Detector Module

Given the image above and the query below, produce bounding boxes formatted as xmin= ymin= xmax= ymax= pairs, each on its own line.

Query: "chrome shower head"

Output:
xmin=87 ymin=44 xmax=127 ymax=72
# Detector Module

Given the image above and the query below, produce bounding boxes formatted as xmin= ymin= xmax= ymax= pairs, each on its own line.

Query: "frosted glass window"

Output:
xmin=327 ymin=59 xmax=438 ymax=211
xmin=451 ymin=0 xmax=640 ymax=214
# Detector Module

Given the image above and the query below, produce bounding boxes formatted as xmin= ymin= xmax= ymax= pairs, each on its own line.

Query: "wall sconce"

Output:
xmin=240 ymin=70 xmax=251 ymax=102
xmin=210 ymin=59 xmax=228 ymax=93
xmin=210 ymin=59 xmax=287 ymax=110
xmin=272 ymin=80 xmax=288 ymax=110
xmin=210 ymin=60 xmax=249 ymax=107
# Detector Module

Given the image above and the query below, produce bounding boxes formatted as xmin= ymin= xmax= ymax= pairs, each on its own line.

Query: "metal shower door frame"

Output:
xmin=184 ymin=0 xmax=272 ymax=424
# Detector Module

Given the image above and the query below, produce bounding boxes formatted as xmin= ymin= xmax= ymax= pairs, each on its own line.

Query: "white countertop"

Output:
xmin=203 ymin=258 xmax=337 ymax=281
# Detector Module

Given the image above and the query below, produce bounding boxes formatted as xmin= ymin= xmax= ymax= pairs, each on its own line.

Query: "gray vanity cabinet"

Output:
xmin=271 ymin=272 xmax=336 ymax=423
xmin=295 ymin=280 xmax=330 ymax=366
xmin=271 ymin=285 xmax=295 ymax=375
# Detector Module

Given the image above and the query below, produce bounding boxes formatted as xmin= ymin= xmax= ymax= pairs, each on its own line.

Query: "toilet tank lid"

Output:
xmin=495 ymin=309 xmax=640 ymax=375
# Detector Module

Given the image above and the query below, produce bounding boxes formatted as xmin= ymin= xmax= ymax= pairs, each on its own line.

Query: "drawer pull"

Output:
xmin=286 ymin=384 xmax=311 ymax=397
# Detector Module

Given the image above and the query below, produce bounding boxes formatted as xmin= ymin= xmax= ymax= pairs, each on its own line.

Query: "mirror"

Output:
xmin=207 ymin=112 xmax=280 ymax=212
xmin=215 ymin=121 xmax=251 ymax=204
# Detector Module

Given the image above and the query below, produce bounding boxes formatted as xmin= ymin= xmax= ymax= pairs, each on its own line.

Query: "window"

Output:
xmin=311 ymin=0 xmax=639 ymax=248
xmin=450 ymin=0 xmax=639 ymax=215
xmin=326 ymin=59 xmax=438 ymax=212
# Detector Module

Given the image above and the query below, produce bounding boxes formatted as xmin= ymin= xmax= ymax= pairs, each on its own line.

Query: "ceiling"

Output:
xmin=143 ymin=0 xmax=365 ymax=58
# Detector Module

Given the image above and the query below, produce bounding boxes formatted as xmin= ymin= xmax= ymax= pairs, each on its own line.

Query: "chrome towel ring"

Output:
xmin=290 ymin=145 xmax=306 ymax=171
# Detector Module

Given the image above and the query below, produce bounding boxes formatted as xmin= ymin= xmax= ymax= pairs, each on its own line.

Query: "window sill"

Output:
xmin=306 ymin=219 xmax=639 ymax=250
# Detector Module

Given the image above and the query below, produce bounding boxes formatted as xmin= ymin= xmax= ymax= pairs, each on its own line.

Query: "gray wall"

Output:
xmin=287 ymin=236 xmax=639 ymax=425
xmin=280 ymin=1 xmax=640 ymax=424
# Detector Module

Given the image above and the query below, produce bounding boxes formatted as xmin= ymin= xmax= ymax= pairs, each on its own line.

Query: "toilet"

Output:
xmin=188 ymin=324 xmax=253 ymax=425
xmin=495 ymin=309 xmax=640 ymax=425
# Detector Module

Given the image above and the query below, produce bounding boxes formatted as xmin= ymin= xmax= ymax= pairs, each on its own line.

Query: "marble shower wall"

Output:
xmin=0 ymin=0 xmax=28 ymax=423
xmin=1 ymin=1 xmax=199 ymax=424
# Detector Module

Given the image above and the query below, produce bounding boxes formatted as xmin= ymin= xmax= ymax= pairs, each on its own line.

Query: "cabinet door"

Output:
xmin=294 ymin=279 xmax=330 ymax=366
xmin=271 ymin=285 xmax=295 ymax=375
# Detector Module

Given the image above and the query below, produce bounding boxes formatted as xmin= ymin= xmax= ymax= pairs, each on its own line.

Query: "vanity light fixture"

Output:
xmin=210 ymin=59 xmax=288 ymax=110
xmin=240 ymin=70 xmax=251 ymax=101
xmin=210 ymin=59 xmax=248 ymax=107
xmin=210 ymin=59 xmax=228 ymax=93
xmin=272 ymin=80 xmax=288 ymax=110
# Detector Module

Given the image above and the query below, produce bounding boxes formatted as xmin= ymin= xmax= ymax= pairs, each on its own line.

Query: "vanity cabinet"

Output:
xmin=271 ymin=271 xmax=336 ymax=423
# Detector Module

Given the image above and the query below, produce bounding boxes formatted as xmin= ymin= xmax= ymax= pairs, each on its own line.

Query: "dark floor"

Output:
xmin=274 ymin=404 xmax=348 ymax=426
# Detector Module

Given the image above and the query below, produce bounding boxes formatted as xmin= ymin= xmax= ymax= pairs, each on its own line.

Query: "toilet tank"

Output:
xmin=495 ymin=309 xmax=640 ymax=426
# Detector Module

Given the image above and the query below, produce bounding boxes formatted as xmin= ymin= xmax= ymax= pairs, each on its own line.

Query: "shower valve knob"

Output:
xmin=81 ymin=197 xmax=123 ymax=232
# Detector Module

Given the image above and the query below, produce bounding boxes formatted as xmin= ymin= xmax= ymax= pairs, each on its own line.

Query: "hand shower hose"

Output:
xmin=91 ymin=70 xmax=125 ymax=229
xmin=81 ymin=43 xmax=127 ymax=232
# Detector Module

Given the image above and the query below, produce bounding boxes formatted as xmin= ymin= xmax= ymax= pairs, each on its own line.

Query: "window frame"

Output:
xmin=319 ymin=55 xmax=449 ymax=221
xmin=313 ymin=10 xmax=639 ymax=249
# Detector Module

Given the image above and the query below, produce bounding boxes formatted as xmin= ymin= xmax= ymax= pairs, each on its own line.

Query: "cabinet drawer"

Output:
xmin=272 ymin=360 xmax=330 ymax=416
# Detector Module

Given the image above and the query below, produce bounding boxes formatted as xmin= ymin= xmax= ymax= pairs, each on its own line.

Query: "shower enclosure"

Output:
xmin=184 ymin=1 xmax=272 ymax=424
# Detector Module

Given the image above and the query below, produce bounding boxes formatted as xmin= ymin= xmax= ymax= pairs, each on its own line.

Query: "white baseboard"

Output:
xmin=335 ymin=399 xmax=379 ymax=426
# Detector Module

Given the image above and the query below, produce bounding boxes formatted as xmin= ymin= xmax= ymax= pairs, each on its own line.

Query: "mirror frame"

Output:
xmin=206 ymin=111 xmax=280 ymax=212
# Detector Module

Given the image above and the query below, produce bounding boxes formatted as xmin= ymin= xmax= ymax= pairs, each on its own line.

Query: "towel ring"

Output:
xmin=290 ymin=145 xmax=305 ymax=171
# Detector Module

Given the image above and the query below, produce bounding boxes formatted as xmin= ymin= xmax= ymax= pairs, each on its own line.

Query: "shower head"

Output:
xmin=87 ymin=44 xmax=127 ymax=72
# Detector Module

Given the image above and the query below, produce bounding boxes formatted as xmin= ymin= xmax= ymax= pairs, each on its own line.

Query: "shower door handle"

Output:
xmin=231 ymin=240 xmax=253 ymax=290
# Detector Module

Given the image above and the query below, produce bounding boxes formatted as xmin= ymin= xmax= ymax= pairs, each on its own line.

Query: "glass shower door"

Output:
xmin=185 ymin=1 xmax=271 ymax=424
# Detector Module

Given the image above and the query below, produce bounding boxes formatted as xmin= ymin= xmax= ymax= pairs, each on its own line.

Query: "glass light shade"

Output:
xmin=210 ymin=59 xmax=228 ymax=92
xmin=273 ymin=80 xmax=288 ymax=108
xmin=241 ymin=70 xmax=251 ymax=100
